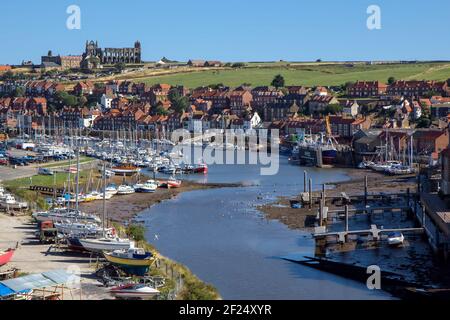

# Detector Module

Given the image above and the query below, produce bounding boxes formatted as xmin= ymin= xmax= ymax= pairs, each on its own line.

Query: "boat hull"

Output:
xmin=136 ymin=188 xmax=156 ymax=193
xmin=79 ymin=239 xmax=131 ymax=252
xmin=104 ymin=253 xmax=153 ymax=276
xmin=111 ymin=288 xmax=159 ymax=300
xmin=0 ymin=249 xmax=14 ymax=266
xmin=322 ymin=149 xmax=337 ymax=165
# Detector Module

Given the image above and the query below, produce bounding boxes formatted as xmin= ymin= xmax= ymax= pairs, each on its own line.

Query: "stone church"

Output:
xmin=82 ymin=40 xmax=142 ymax=69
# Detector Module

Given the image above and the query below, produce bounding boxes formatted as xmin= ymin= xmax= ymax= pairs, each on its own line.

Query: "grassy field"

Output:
xmin=132 ymin=62 xmax=450 ymax=88
xmin=40 ymin=156 xmax=95 ymax=169
xmin=4 ymin=171 xmax=94 ymax=210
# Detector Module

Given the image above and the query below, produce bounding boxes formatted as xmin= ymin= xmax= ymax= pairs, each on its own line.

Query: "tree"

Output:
xmin=173 ymin=96 xmax=189 ymax=113
xmin=169 ymin=91 xmax=189 ymax=113
xmin=155 ymin=106 xmax=169 ymax=116
xmin=115 ymin=62 xmax=126 ymax=73
xmin=416 ymin=117 xmax=431 ymax=128
xmin=79 ymin=96 xmax=88 ymax=106
xmin=126 ymin=224 xmax=145 ymax=242
xmin=322 ymin=104 xmax=343 ymax=115
xmin=271 ymin=74 xmax=285 ymax=89
xmin=231 ymin=62 xmax=246 ymax=68
xmin=12 ymin=87 xmax=25 ymax=98
xmin=55 ymin=91 xmax=78 ymax=108
xmin=387 ymin=77 xmax=396 ymax=85
xmin=209 ymin=83 xmax=224 ymax=90
xmin=2 ymin=71 xmax=15 ymax=81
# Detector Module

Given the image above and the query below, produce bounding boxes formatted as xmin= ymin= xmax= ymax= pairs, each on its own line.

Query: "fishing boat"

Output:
xmin=117 ymin=185 xmax=135 ymax=195
xmin=134 ymin=180 xmax=158 ymax=193
xmin=159 ymin=165 xmax=177 ymax=175
xmin=193 ymin=163 xmax=208 ymax=174
xmin=165 ymin=177 xmax=181 ymax=188
xmin=110 ymin=283 xmax=159 ymax=300
xmin=0 ymin=248 xmax=14 ymax=266
xmin=111 ymin=164 xmax=140 ymax=176
xmin=79 ymin=237 xmax=132 ymax=252
xmin=103 ymin=246 xmax=153 ymax=276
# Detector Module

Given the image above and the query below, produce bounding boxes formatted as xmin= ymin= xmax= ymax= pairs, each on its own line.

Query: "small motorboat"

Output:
xmin=0 ymin=194 xmax=28 ymax=209
xmin=110 ymin=283 xmax=159 ymax=300
xmin=88 ymin=191 xmax=114 ymax=200
xmin=117 ymin=185 xmax=135 ymax=195
xmin=105 ymin=184 xmax=118 ymax=195
xmin=135 ymin=180 xmax=158 ymax=193
xmin=387 ymin=232 xmax=404 ymax=246
xmin=166 ymin=177 xmax=181 ymax=189
xmin=0 ymin=248 xmax=15 ymax=266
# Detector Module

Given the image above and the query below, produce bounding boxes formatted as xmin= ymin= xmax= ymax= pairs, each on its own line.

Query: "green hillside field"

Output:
xmin=134 ymin=62 xmax=450 ymax=88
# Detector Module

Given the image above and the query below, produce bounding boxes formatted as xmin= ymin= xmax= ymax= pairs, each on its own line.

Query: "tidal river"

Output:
xmin=139 ymin=154 xmax=391 ymax=299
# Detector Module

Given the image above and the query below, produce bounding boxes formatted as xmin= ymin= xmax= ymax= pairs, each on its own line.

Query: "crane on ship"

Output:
xmin=325 ymin=115 xmax=332 ymax=138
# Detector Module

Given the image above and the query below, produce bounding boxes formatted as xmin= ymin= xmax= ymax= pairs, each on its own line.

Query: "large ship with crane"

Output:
xmin=292 ymin=116 xmax=339 ymax=166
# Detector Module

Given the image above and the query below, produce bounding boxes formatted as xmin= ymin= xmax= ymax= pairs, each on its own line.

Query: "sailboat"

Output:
xmin=134 ymin=180 xmax=158 ymax=193
xmin=103 ymin=245 xmax=153 ymax=276
xmin=78 ymin=162 xmax=131 ymax=253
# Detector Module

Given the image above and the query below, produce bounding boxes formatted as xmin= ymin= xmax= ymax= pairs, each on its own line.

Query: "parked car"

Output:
xmin=9 ymin=157 xmax=27 ymax=166
xmin=38 ymin=167 xmax=54 ymax=176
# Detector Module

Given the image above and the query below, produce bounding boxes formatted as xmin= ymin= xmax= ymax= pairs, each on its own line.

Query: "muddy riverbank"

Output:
xmin=257 ymin=169 xmax=418 ymax=231
xmin=80 ymin=178 xmax=241 ymax=223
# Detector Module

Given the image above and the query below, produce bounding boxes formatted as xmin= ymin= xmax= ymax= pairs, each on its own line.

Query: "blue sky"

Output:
xmin=1 ymin=0 xmax=449 ymax=64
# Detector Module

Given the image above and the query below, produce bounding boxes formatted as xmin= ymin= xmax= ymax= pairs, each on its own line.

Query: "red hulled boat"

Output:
xmin=0 ymin=248 xmax=15 ymax=266
xmin=193 ymin=163 xmax=208 ymax=174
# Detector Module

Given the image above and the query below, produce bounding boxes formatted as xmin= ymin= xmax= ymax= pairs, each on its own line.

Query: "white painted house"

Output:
xmin=101 ymin=93 xmax=114 ymax=109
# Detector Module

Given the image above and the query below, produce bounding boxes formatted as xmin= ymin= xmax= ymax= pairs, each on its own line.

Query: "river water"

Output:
xmin=139 ymin=153 xmax=392 ymax=299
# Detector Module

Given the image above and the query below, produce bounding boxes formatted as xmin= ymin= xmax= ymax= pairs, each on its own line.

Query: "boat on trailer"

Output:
xmin=103 ymin=246 xmax=153 ymax=276
xmin=110 ymin=283 xmax=159 ymax=300
xmin=79 ymin=238 xmax=132 ymax=253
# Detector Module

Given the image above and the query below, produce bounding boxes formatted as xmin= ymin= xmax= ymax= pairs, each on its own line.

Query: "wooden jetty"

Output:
xmin=313 ymin=224 xmax=424 ymax=243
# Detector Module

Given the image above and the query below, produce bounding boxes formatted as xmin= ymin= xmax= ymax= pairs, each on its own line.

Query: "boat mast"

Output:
xmin=75 ymin=147 xmax=80 ymax=212
xmin=102 ymin=162 xmax=107 ymax=236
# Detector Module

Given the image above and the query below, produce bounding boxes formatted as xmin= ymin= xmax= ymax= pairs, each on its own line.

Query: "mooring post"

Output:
xmin=319 ymin=197 xmax=323 ymax=227
xmin=303 ymin=170 xmax=307 ymax=193
xmin=364 ymin=175 xmax=368 ymax=208
xmin=407 ymin=188 xmax=410 ymax=206
xmin=345 ymin=205 xmax=349 ymax=232
xmin=309 ymin=178 xmax=313 ymax=209
xmin=417 ymin=174 xmax=421 ymax=194
xmin=322 ymin=184 xmax=326 ymax=205
xmin=422 ymin=204 xmax=426 ymax=227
